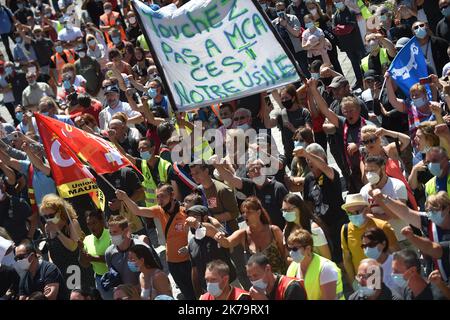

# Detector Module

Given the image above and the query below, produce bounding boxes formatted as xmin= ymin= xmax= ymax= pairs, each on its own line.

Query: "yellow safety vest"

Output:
xmin=425 ymin=175 xmax=450 ymax=199
xmin=174 ymin=121 xmax=213 ymax=162
xmin=357 ymin=0 xmax=372 ymax=20
xmin=141 ymin=157 xmax=171 ymax=207
xmin=361 ymin=48 xmax=390 ymax=73
xmin=137 ymin=34 xmax=149 ymax=51
xmin=286 ymin=253 xmax=345 ymax=300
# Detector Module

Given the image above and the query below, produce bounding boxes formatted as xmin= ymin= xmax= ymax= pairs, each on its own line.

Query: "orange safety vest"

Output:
xmin=100 ymin=11 xmax=127 ymax=47
xmin=274 ymin=275 xmax=306 ymax=300
xmin=51 ymin=49 xmax=76 ymax=84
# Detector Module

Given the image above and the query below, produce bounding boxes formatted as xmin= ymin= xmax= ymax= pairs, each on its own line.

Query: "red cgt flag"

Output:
xmin=34 ymin=113 xmax=137 ymax=175
xmin=36 ymin=114 xmax=99 ymax=199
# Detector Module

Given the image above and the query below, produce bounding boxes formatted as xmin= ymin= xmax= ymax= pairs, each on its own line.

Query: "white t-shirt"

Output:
xmin=58 ymin=26 xmax=83 ymax=42
xmin=296 ymin=258 xmax=338 ymax=286
xmin=99 ymin=101 xmax=141 ymax=130
xmin=311 ymin=226 xmax=328 ymax=247
xmin=360 ymin=177 xmax=409 ymax=241
xmin=381 ymin=254 xmax=401 ymax=294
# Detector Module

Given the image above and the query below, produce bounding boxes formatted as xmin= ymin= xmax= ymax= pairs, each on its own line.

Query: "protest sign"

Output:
xmin=132 ymin=0 xmax=301 ymax=111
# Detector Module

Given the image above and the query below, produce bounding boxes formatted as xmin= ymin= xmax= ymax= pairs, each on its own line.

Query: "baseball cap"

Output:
xmin=363 ymin=69 xmax=381 ymax=81
xmin=186 ymin=205 xmax=209 ymax=217
xmin=104 ymin=85 xmax=120 ymax=94
xmin=328 ymin=75 xmax=349 ymax=89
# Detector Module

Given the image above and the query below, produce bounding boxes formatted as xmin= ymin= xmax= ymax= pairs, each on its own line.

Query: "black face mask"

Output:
xmin=321 ymin=77 xmax=332 ymax=87
xmin=282 ymin=99 xmax=294 ymax=109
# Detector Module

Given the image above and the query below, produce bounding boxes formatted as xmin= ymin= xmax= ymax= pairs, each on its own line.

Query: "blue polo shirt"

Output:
xmin=18 ymin=160 xmax=57 ymax=206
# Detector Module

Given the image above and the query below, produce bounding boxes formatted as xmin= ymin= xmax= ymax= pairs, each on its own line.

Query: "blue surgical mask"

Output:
xmin=140 ymin=151 xmax=152 ymax=160
xmin=63 ymin=80 xmax=71 ymax=90
xmin=311 ymin=72 xmax=320 ymax=80
xmin=348 ymin=213 xmax=366 ymax=228
xmin=148 ymin=88 xmax=158 ymax=98
xmin=391 ymin=273 xmax=407 ymax=287
xmin=379 ymin=14 xmax=388 ymax=22
xmin=56 ymin=46 xmax=63 ymax=53
xmin=335 ymin=2 xmax=345 ymax=10
xmin=206 ymin=282 xmax=223 ymax=297
xmin=251 ymin=278 xmax=268 ymax=291
xmin=290 ymin=249 xmax=305 ymax=263
xmin=305 ymin=22 xmax=315 ymax=30
xmin=127 ymin=261 xmax=140 ymax=273
xmin=427 ymin=210 xmax=446 ymax=225
xmin=261 ymin=3 xmax=268 ymax=10
xmin=5 ymin=67 xmax=13 ymax=75
xmin=411 ymin=96 xmax=428 ymax=107
xmin=358 ymin=285 xmax=376 ymax=297
xmin=364 ymin=246 xmax=382 ymax=260
xmin=41 ymin=111 xmax=49 ymax=116
xmin=15 ymin=37 xmax=22 ymax=43
xmin=282 ymin=210 xmax=297 ymax=222
xmin=427 ymin=162 xmax=442 ymax=177
xmin=294 ymin=141 xmax=306 ymax=149
xmin=237 ymin=123 xmax=250 ymax=131
xmin=16 ymin=112 xmax=23 ymax=122
xmin=18 ymin=3 xmax=24 ymax=9
xmin=112 ymin=36 xmax=121 ymax=44
xmin=443 ymin=7 xmax=450 ymax=17
xmin=414 ymin=27 xmax=428 ymax=39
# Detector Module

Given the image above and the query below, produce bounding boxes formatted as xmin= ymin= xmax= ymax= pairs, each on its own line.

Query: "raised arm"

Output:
xmin=212 ymin=162 xmax=244 ymax=190
xmin=308 ymin=79 xmax=340 ymax=127
xmin=385 ymin=73 xmax=406 ymax=113
xmin=401 ymin=226 xmax=443 ymax=259
xmin=292 ymin=146 xmax=335 ymax=180
xmin=115 ymin=189 xmax=155 ymax=218
xmin=213 ymin=229 xmax=245 ymax=249
xmin=370 ymin=189 xmax=422 ymax=228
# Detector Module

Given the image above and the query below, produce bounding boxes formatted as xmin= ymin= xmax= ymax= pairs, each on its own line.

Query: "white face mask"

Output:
xmin=252 ymin=175 xmax=266 ymax=186
xmin=309 ymin=8 xmax=318 ymax=16
xmin=237 ymin=123 xmax=250 ymax=131
xmin=221 ymin=118 xmax=232 ymax=128
xmin=78 ymin=51 xmax=86 ymax=58
xmin=366 ymin=171 xmax=380 ymax=185
xmin=46 ymin=215 xmax=60 ymax=225
xmin=1 ymin=250 xmax=15 ymax=267
xmin=111 ymin=234 xmax=124 ymax=246
xmin=194 ymin=226 xmax=207 ymax=240
xmin=105 ymin=9 xmax=112 ymax=14
xmin=129 ymin=17 xmax=136 ymax=24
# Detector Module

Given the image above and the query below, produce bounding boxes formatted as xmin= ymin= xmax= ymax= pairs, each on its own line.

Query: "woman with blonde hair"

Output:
xmin=39 ymin=194 xmax=91 ymax=289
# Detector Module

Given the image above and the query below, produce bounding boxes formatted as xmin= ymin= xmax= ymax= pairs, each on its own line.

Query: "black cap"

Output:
xmin=186 ymin=205 xmax=209 ymax=217
xmin=363 ymin=69 xmax=381 ymax=82
xmin=104 ymin=85 xmax=120 ymax=94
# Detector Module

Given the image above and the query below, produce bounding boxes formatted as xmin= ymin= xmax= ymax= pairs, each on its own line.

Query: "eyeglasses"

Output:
xmin=287 ymin=246 xmax=303 ymax=252
xmin=413 ymin=23 xmax=426 ymax=30
xmin=361 ymin=137 xmax=377 ymax=146
xmin=233 ymin=116 xmax=247 ymax=121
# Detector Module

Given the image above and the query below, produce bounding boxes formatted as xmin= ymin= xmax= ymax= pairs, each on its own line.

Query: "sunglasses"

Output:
xmin=287 ymin=246 xmax=303 ymax=252
xmin=42 ymin=212 xmax=57 ymax=220
xmin=14 ymin=253 xmax=31 ymax=261
xmin=361 ymin=137 xmax=377 ymax=146
xmin=361 ymin=242 xmax=378 ymax=249
xmin=413 ymin=23 xmax=426 ymax=30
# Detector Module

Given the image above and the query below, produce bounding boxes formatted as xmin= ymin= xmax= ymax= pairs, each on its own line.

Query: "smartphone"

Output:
xmin=419 ymin=77 xmax=432 ymax=85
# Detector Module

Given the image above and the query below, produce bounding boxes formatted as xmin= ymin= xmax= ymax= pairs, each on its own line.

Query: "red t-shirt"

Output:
xmin=69 ymin=98 xmax=102 ymax=124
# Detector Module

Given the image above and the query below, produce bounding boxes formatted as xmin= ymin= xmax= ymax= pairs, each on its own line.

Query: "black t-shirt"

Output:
xmin=0 ymin=265 xmax=20 ymax=297
xmin=436 ymin=18 xmax=450 ymax=43
xmin=267 ymin=275 xmax=307 ymax=300
xmin=5 ymin=71 xmax=28 ymax=105
xmin=303 ymin=169 xmax=348 ymax=227
xmin=85 ymin=0 xmax=104 ymax=27
xmin=31 ymin=38 xmax=54 ymax=67
xmin=239 ymin=178 xmax=288 ymax=230
xmin=396 ymin=283 xmax=439 ymax=300
xmin=188 ymin=234 xmax=236 ymax=290
xmin=95 ymin=167 xmax=142 ymax=216
xmin=277 ymin=107 xmax=311 ymax=154
xmin=0 ymin=196 xmax=32 ymax=244
xmin=126 ymin=25 xmax=142 ymax=45
xmin=19 ymin=260 xmax=67 ymax=300
xmin=118 ymin=130 xmax=140 ymax=158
